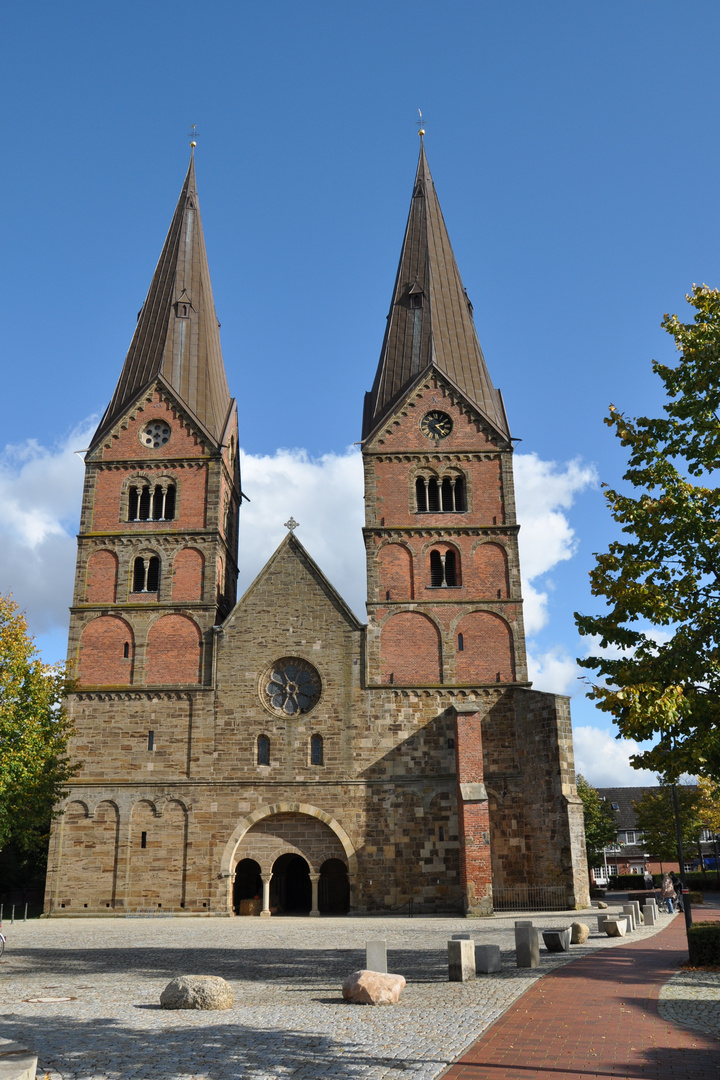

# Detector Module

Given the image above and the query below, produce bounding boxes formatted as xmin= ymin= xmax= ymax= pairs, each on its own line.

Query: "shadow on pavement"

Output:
xmin=0 ymin=1011 xmax=446 ymax=1080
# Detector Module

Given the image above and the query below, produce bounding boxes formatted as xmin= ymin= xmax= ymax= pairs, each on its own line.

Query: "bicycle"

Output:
xmin=0 ymin=929 xmax=5 ymax=957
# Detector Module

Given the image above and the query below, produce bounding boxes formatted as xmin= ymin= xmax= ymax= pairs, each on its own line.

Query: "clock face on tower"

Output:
xmin=420 ymin=410 xmax=453 ymax=441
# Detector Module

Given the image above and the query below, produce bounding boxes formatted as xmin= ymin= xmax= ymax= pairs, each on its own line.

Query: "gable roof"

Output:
xmin=90 ymin=152 xmax=232 ymax=452
xmin=229 ymin=531 xmax=364 ymax=631
xmin=363 ymin=141 xmax=509 ymax=442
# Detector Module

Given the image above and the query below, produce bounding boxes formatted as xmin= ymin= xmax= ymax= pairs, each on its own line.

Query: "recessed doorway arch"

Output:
xmin=270 ymin=853 xmax=312 ymax=914
xmin=233 ymin=858 xmax=262 ymax=915
xmin=319 ymin=858 xmax=349 ymax=914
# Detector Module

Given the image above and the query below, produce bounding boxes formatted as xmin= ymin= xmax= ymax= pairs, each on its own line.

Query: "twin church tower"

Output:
xmin=45 ymin=143 xmax=589 ymax=916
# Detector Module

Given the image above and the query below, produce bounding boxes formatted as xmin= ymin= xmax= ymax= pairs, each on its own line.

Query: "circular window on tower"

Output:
xmin=140 ymin=420 xmax=172 ymax=449
xmin=261 ymin=657 xmax=321 ymax=717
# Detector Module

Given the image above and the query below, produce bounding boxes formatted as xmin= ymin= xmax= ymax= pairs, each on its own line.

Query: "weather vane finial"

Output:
xmin=417 ymin=109 xmax=425 ymax=139
xmin=188 ymin=123 xmax=198 ymax=151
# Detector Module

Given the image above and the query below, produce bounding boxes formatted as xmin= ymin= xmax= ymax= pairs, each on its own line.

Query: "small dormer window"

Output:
xmin=410 ymin=292 xmax=423 ymax=309
xmin=176 ymin=302 xmax=189 ymax=318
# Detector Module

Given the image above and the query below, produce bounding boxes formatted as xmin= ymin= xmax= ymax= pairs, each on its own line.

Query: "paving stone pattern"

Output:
xmin=0 ymin=909 xmax=668 ymax=1080
xmin=659 ymin=969 xmax=720 ymax=1040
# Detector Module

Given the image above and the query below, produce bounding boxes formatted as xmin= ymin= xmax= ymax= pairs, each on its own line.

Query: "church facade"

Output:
xmin=44 ymin=143 xmax=590 ymax=917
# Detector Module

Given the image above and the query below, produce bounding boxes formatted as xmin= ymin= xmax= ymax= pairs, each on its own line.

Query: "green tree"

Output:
xmin=633 ymin=784 xmax=703 ymax=864
xmin=0 ymin=594 xmax=77 ymax=856
xmin=576 ymin=286 xmax=720 ymax=781
xmin=576 ymin=774 xmax=617 ymax=864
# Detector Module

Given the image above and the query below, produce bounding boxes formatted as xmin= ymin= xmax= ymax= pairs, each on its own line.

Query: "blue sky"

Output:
xmin=2 ymin=2 xmax=718 ymax=785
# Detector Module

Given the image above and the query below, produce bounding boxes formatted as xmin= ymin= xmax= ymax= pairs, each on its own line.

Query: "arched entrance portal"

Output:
xmin=270 ymin=853 xmax=311 ymax=914
xmin=319 ymin=858 xmax=349 ymax=913
xmin=228 ymin=809 xmax=352 ymax=916
xmin=233 ymin=858 xmax=262 ymax=915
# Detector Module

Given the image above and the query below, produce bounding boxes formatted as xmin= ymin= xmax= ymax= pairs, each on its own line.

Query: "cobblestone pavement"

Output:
xmin=659 ymin=967 xmax=720 ymax=1039
xmin=0 ymin=906 xmax=669 ymax=1080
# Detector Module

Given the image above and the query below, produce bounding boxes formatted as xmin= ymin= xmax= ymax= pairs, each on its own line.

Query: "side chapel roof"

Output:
xmin=363 ymin=140 xmax=509 ymax=441
xmin=91 ymin=151 xmax=232 ymax=450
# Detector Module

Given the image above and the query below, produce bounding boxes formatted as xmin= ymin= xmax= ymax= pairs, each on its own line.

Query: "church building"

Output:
xmin=44 ymin=140 xmax=590 ymax=916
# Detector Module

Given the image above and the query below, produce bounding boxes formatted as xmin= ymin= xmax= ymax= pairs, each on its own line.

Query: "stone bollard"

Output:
xmin=475 ymin=944 xmax=502 ymax=973
xmin=448 ymin=938 xmax=476 ymax=982
xmin=604 ymin=917 xmax=628 ymax=937
xmin=597 ymin=914 xmax=609 ymax=933
xmin=642 ymin=904 xmax=657 ymax=927
xmin=366 ymin=938 xmax=388 ymax=974
xmin=515 ymin=923 xmax=540 ymax=968
xmin=622 ymin=904 xmax=636 ymax=931
xmin=629 ymin=900 xmax=643 ymax=925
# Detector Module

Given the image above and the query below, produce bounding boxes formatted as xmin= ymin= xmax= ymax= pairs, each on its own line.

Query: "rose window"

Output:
xmin=262 ymin=658 xmax=321 ymax=716
xmin=140 ymin=421 xmax=172 ymax=449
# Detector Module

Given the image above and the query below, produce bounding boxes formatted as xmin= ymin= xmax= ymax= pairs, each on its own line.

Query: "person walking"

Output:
xmin=669 ymin=871 xmax=684 ymax=912
xmin=660 ymin=873 xmax=675 ymax=913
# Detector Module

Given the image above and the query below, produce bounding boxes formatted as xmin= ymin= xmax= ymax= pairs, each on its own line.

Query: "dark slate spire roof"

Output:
xmin=363 ymin=141 xmax=509 ymax=441
xmin=91 ymin=152 xmax=232 ymax=449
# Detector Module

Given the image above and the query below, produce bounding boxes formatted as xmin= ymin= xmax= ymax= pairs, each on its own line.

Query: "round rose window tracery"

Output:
xmin=140 ymin=421 xmax=172 ymax=449
xmin=262 ymin=658 xmax=321 ymax=716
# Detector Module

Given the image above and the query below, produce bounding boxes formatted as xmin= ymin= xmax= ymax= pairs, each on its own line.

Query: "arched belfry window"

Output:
xmin=133 ymin=555 xmax=160 ymax=593
xmin=128 ymin=480 xmax=177 ymax=522
xmin=415 ymin=473 xmax=465 ymax=514
xmin=429 ymin=548 xmax=458 ymax=588
xmin=257 ymin=734 xmax=270 ymax=767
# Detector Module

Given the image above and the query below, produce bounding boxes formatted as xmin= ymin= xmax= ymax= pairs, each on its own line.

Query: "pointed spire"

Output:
xmin=363 ymin=143 xmax=509 ymax=441
xmin=91 ymin=153 xmax=232 ymax=449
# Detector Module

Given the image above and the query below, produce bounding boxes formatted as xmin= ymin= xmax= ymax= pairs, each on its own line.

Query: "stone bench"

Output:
xmin=542 ymin=927 xmax=571 ymax=952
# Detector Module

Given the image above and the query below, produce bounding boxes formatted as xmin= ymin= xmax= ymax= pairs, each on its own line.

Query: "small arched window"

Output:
xmin=310 ymin=734 xmax=324 ymax=766
xmin=257 ymin=734 xmax=270 ymax=766
xmin=133 ymin=555 xmax=160 ymax=593
xmin=429 ymin=548 xmax=459 ymax=588
xmin=415 ymin=473 xmax=466 ymax=514
xmin=457 ymin=632 xmax=464 ymax=652
xmin=123 ymin=641 xmax=130 ymax=658
xmin=128 ymin=481 xmax=176 ymax=522
xmin=138 ymin=486 xmax=151 ymax=521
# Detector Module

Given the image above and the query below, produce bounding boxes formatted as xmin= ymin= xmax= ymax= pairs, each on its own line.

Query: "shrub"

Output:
xmin=688 ymin=891 xmax=704 ymax=904
xmin=688 ymin=922 xmax=720 ymax=966
xmin=608 ymin=875 xmax=651 ymax=890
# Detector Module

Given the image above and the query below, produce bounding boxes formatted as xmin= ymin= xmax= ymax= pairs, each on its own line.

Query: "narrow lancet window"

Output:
xmin=310 ymin=734 xmax=324 ymax=766
xmin=257 ymin=734 xmax=270 ymax=766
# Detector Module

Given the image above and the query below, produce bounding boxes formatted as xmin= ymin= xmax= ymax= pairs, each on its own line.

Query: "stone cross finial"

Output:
xmin=284 ymin=517 xmax=299 ymax=532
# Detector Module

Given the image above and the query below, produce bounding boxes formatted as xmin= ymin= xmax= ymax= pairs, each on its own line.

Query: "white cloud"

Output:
xmin=238 ymin=447 xmax=366 ymax=618
xmin=514 ymin=453 xmax=597 ymax=634
xmin=0 ymin=422 xmax=95 ymax=633
xmin=572 ymin=724 xmax=658 ymax=787
xmin=527 ymin=645 xmax=580 ymax=695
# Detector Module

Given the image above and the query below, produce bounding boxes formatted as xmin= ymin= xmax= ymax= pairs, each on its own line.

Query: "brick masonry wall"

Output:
xmin=172 ymin=548 xmax=204 ymax=601
xmin=146 ymin=614 xmax=202 ymax=684
xmin=380 ymin=610 xmax=442 ymax=684
xmin=85 ymin=550 xmax=118 ymax=603
xmin=78 ymin=615 xmax=134 ymax=685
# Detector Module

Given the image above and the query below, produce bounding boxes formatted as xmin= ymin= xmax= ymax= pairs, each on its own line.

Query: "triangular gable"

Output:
xmin=86 ymin=374 xmax=227 ymax=459
xmin=224 ymin=532 xmax=364 ymax=632
xmin=362 ymin=361 xmax=512 ymax=450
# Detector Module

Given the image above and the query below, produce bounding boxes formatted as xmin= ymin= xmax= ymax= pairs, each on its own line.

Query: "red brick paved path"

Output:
xmin=443 ymin=912 xmax=720 ymax=1080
